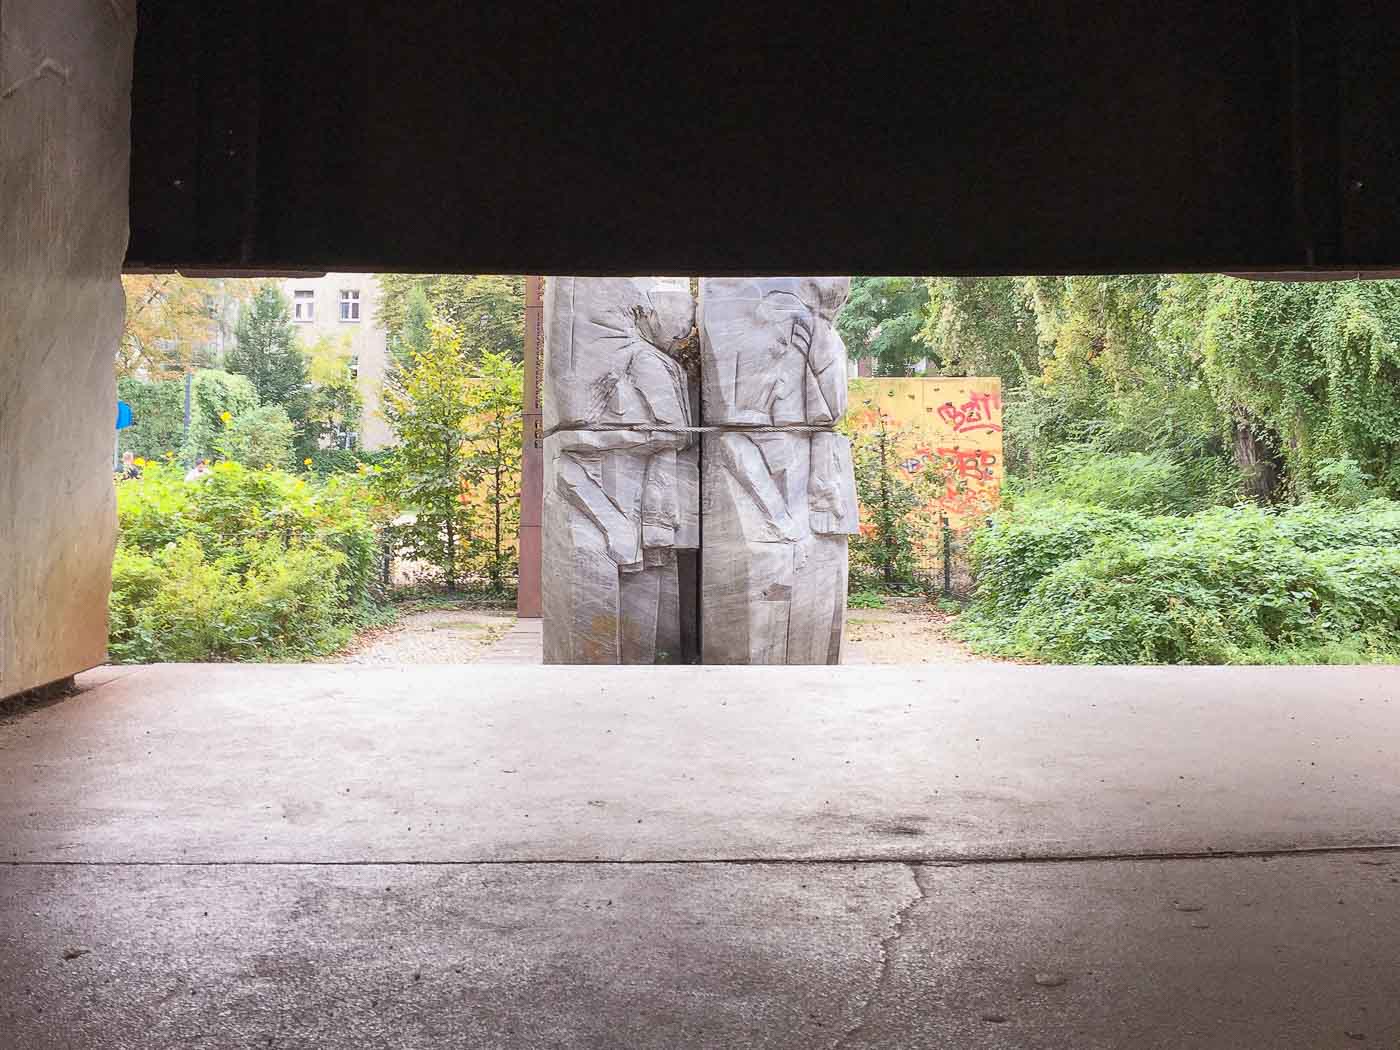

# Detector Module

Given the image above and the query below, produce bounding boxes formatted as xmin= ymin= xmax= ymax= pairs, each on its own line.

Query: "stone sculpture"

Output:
xmin=698 ymin=278 xmax=859 ymax=664
xmin=542 ymin=278 xmax=699 ymax=663
xmin=542 ymin=276 xmax=857 ymax=665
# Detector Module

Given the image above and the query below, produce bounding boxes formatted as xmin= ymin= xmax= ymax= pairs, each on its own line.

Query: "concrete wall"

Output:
xmin=279 ymin=273 xmax=395 ymax=450
xmin=1 ymin=1 xmax=135 ymax=697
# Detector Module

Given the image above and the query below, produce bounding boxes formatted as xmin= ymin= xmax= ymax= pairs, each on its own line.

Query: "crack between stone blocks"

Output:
xmin=831 ymin=861 xmax=926 ymax=1050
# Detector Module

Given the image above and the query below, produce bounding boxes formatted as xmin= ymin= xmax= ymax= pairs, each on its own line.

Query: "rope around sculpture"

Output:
xmin=542 ymin=422 xmax=841 ymax=437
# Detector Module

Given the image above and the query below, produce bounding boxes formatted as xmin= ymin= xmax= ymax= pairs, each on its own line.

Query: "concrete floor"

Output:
xmin=2 ymin=664 xmax=1398 ymax=1047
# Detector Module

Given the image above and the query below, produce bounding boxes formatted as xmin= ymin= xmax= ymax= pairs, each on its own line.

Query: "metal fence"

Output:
xmin=849 ymin=510 xmax=979 ymax=600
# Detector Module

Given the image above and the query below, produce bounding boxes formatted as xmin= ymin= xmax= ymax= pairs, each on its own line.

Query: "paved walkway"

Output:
xmin=2 ymin=664 xmax=1398 ymax=1047
xmin=474 ymin=616 xmax=542 ymax=663
xmin=333 ymin=609 xmax=516 ymax=664
xmin=471 ymin=614 xmax=937 ymax=665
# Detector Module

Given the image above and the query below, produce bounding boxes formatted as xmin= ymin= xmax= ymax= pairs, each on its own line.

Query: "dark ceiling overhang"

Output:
xmin=127 ymin=2 xmax=1400 ymax=277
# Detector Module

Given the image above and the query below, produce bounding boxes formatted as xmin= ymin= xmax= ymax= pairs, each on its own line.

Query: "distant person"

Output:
xmin=119 ymin=451 xmax=142 ymax=480
xmin=184 ymin=459 xmax=212 ymax=482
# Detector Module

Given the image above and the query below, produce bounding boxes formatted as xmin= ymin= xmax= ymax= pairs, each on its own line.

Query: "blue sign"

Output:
xmin=116 ymin=401 xmax=133 ymax=430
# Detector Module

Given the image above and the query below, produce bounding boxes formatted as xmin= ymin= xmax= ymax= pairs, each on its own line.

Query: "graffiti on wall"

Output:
xmin=847 ymin=377 xmax=1004 ymax=527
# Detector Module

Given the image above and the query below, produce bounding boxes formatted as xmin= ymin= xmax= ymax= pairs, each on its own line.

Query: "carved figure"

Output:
xmin=542 ymin=276 xmax=858 ymax=665
xmin=542 ymin=278 xmax=699 ymax=663
xmin=698 ymin=278 xmax=859 ymax=664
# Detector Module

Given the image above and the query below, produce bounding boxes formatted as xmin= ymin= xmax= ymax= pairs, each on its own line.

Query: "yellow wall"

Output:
xmin=847 ymin=377 xmax=1004 ymax=527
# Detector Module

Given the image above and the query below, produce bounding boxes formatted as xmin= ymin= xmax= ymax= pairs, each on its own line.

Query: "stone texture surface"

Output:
xmin=541 ymin=276 xmax=859 ymax=664
xmin=542 ymin=278 xmax=699 ymax=663
xmin=0 ymin=1 xmax=135 ymax=697
xmin=699 ymin=277 xmax=858 ymax=664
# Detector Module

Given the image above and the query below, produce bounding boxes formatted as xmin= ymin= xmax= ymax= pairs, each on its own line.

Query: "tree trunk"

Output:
xmin=493 ymin=454 xmax=503 ymax=588
xmin=876 ymin=419 xmax=895 ymax=585
xmin=1232 ymin=421 xmax=1284 ymax=503
xmin=444 ymin=498 xmax=456 ymax=593
xmin=444 ymin=437 xmax=457 ymax=592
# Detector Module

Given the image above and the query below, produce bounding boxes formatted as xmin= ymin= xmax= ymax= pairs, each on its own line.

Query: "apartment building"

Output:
xmin=279 ymin=273 xmax=395 ymax=450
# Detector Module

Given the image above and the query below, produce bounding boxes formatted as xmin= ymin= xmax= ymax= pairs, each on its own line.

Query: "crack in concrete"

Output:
xmin=4 ymin=842 xmax=1399 ymax=868
xmin=832 ymin=862 xmax=926 ymax=1050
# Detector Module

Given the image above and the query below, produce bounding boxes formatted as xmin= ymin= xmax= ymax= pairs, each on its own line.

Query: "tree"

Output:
xmin=118 ymin=274 xmax=249 ymax=379
xmin=302 ymin=334 xmax=364 ymax=456
xmin=377 ymin=274 xmax=525 ymax=362
xmin=386 ymin=284 xmax=434 ymax=379
xmin=920 ymin=277 xmax=1041 ymax=388
xmin=377 ymin=321 xmax=481 ymax=591
xmin=1190 ymin=277 xmax=1400 ymax=498
xmin=845 ymin=402 xmax=941 ymax=591
xmin=227 ymin=284 xmax=310 ymax=427
xmin=910 ymin=272 xmax=1400 ymax=501
xmin=180 ymin=370 xmax=259 ymax=464
xmin=463 ymin=351 xmax=524 ymax=591
xmin=836 ymin=277 xmax=929 ymax=376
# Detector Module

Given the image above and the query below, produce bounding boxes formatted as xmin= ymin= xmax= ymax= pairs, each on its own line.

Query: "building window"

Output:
xmin=339 ymin=289 xmax=361 ymax=322
xmin=348 ymin=354 xmax=359 ymax=380
xmin=336 ymin=428 xmax=358 ymax=451
xmin=292 ymin=289 xmax=315 ymax=323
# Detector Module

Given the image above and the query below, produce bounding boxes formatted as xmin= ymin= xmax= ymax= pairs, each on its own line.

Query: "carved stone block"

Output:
xmin=698 ymin=278 xmax=858 ymax=665
xmin=542 ymin=279 xmax=699 ymax=664
xmin=542 ymin=276 xmax=858 ymax=665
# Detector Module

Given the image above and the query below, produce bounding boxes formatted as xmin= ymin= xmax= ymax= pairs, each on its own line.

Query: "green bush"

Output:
xmin=959 ymin=498 xmax=1400 ymax=664
xmin=116 ymin=377 xmax=186 ymax=462
xmin=1273 ymin=498 xmax=1400 ymax=552
xmin=303 ymin=446 xmax=389 ymax=476
xmin=110 ymin=461 xmax=384 ymax=662
xmin=848 ymin=589 xmax=887 ymax=609
xmin=218 ymin=404 xmax=296 ymax=470
xmin=181 ymin=370 xmax=258 ymax=464
xmin=962 ymin=498 xmax=1165 ymax=627
xmin=1021 ymin=445 xmax=1239 ymax=515
xmin=116 ymin=370 xmax=258 ymax=465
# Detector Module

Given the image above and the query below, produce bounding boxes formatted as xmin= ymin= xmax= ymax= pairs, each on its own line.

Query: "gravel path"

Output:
xmin=332 ymin=609 xmax=516 ymax=665
xmin=331 ymin=599 xmax=991 ymax=666
xmin=844 ymin=597 xmax=994 ymax=664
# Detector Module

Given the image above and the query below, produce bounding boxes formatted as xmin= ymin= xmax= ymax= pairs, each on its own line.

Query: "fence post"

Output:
xmin=942 ymin=513 xmax=952 ymax=597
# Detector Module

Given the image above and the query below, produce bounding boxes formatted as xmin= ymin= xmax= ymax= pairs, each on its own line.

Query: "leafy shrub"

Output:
xmin=304 ymin=447 xmax=389 ymax=476
xmin=960 ymin=499 xmax=1400 ymax=664
xmin=1308 ymin=457 xmax=1380 ymax=509
xmin=110 ymin=461 xmax=384 ymax=662
xmin=1311 ymin=545 xmax=1400 ymax=648
xmin=218 ymin=405 xmax=296 ymax=470
xmin=1011 ymin=510 xmax=1330 ymax=663
xmin=1273 ymin=499 xmax=1400 ymax=552
xmin=963 ymin=498 xmax=1164 ymax=627
xmin=117 ymin=370 xmax=258 ymax=465
xmin=181 ymin=370 xmax=258 ymax=464
xmin=1023 ymin=445 xmax=1239 ymax=515
xmin=116 ymin=377 xmax=186 ymax=463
